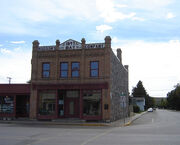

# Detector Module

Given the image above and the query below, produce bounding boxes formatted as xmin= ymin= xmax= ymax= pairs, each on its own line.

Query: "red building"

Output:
xmin=0 ymin=84 xmax=30 ymax=119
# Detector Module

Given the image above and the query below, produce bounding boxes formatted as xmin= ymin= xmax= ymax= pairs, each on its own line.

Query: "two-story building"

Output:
xmin=30 ymin=36 xmax=129 ymax=122
xmin=0 ymin=36 xmax=129 ymax=122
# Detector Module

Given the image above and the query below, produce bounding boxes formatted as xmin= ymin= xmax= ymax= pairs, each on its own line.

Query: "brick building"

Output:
xmin=30 ymin=36 xmax=129 ymax=121
xmin=0 ymin=36 xmax=129 ymax=122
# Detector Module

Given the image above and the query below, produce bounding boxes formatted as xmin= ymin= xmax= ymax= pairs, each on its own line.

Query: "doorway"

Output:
xmin=16 ymin=95 xmax=30 ymax=118
xmin=58 ymin=90 xmax=80 ymax=118
xmin=65 ymin=97 xmax=79 ymax=118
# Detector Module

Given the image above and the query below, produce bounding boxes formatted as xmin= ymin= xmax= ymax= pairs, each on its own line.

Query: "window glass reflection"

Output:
xmin=0 ymin=96 xmax=14 ymax=114
xmin=90 ymin=61 xmax=98 ymax=77
xmin=60 ymin=62 xmax=68 ymax=78
xmin=72 ymin=62 xmax=80 ymax=77
xmin=83 ymin=90 xmax=101 ymax=116
xmin=39 ymin=90 xmax=56 ymax=115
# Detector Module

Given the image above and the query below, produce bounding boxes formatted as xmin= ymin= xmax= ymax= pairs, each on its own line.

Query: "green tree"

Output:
xmin=132 ymin=81 xmax=147 ymax=98
xmin=167 ymin=84 xmax=180 ymax=110
xmin=145 ymin=95 xmax=155 ymax=109
xmin=159 ymin=98 xmax=167 ymax=109
xmin=132 ymin=80 xmax=154 ymax=110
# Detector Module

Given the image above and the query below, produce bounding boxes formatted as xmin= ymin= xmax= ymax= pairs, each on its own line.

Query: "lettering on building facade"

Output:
xmin=38 ymin=39 xmax=105 ymax=51
xmin=60 ymin=39 xmax=82 ymax=50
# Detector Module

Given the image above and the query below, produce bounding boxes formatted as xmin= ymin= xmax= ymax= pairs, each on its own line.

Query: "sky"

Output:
xmin=0 ymin=0 xmax=180 ymax=97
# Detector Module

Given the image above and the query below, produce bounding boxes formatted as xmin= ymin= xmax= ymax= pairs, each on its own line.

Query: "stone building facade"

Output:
xmin=30 ymin=36 xmax=129 ymax=121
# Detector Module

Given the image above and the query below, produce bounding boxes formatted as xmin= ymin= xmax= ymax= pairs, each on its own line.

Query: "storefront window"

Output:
xmin=0 ymin=96 xmax=14 ymax=114
xmin=39 ymin=90 xmax=56 ymax=115
xmin=83 ymin=90 xmax=101 ymax=116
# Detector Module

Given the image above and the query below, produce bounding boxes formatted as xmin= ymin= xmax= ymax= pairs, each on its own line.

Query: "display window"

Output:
xmin=0 ymin=96 xmax=14 ymax=114
xmin=83 ymin=90 xmax=101 ymax=116
xmin=38 ymin=90 xmax=56 ymax=115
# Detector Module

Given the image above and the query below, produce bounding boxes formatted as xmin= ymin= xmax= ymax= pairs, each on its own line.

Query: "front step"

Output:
xmin=52 ymin=118 xmax=86 ymax=123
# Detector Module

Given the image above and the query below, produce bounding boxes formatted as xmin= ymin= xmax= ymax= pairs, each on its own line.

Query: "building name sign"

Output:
xmin=60 ymin=40 xmax=81 ymax=50
xmin=37 ymin=39 xmax=105 ymax=51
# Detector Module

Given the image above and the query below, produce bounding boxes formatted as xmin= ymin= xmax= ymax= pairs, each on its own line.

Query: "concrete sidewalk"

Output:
xmin=0 ymin=112 xmax=147 ymax=127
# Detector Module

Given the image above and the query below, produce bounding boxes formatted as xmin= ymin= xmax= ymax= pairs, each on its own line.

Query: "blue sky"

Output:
xmin=0 ymin=0 xmax=180 ymax=97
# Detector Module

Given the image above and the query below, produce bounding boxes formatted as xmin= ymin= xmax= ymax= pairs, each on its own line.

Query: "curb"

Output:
xmin=0 ymin=120 xmax=109 ymax=127
xmin=124 ymin=121 xmax=131 ymax=126
xmin=124 ymin=111 xmax=147 ymax=126
xmin=0 ymin=112 xmax=147 ymax=127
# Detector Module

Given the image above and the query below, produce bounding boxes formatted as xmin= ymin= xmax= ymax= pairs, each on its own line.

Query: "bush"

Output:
xmin=133 ymin=105 xmax=140 ymax=113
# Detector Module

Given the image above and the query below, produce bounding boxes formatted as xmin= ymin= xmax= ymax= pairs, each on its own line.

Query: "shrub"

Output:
xmin=133 ymin=105 xmax=140 ymax=113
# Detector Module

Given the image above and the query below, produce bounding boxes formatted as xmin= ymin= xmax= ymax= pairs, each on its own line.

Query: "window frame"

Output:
xmin=42 ymin=62 xmax=50 ymax=78
xmin=82 ymin=89 xmax=102 ymax=117
xmin=38 ymin=90 xmax=56 ymax=116
xmin=71 ymin=62 xmax=80 ymax=78
xmin=90 ymin=61 xmax=99 ymax=77
xmin=60 ymin=62 xmax=68 ymax=78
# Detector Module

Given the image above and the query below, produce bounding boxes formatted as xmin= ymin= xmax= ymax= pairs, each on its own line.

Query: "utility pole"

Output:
xmin=7 ymin=77 xmax=12 ymax=84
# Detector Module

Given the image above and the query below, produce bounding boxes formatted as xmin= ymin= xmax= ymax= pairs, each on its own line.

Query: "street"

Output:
xmin=0 ymin=109 xmax=180 ymax=145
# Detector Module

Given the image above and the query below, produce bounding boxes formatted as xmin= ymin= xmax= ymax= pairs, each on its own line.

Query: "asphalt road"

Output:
xmin=0 ymin=109 xmax=180 ymax=145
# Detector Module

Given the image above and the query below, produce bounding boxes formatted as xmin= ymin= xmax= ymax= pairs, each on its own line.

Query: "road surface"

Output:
xmin=0 ymin=109 xmax=180 ymax=145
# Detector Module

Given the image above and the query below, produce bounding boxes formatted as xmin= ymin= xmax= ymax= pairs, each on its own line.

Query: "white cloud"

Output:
xmin=96 ymin=0 xmax=136 ymax=22
xmin=2 ymin=0 xmax=98 ymax=22
xmin=14 ymin=47 xmax=21 ymax=51
xmin=167 ymin=12 xmax=176 ymax=19
xmin=132 ymin=17 xmax=145 ymax=21
xmin=116 ymin=4 xmax=128 ymax=8
xmin=10 ymin=41 xmax=25 ymax=44
xmin=96 ymin=24 xmax=112 ymax=33
xmin=0 ymin=48 xmax=12 ymax=54
xmin=112 ymin=38 xmax=180 ymax=97
xmin=0 ymin=49 xmax=31 ymax=83
xmin=128 ymin=0 xmax=173 ymax=10
xmin=112 ymin=37 xmax=120 ymax=44
xmin=0 ymin=44 xmax=3 ymax=47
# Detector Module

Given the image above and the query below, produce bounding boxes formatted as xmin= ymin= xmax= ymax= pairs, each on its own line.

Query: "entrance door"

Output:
xmin=65 ymin=97 xmax=79 ymax=118
xmin=16 ymin=95 xmax=30 ymax=118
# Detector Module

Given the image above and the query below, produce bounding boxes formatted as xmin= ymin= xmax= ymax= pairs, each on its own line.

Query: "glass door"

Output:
xmin=58 ymin=90 xmax=65 ymax=117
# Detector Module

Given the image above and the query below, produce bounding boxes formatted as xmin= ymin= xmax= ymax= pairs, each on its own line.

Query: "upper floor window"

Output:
xmin=60 ymin=62 xmax=68 ymax=78
xmin=90 ymin=61 xmax=99 ymax=77
xmin=71 ymin=62 xmax=80 ymax=77
xmin=42 ymin=63 xmax=50 ymax=78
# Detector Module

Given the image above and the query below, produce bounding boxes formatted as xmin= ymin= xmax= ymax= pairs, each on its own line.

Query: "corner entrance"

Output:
xmin=16 ymin=95 xmax=30 ymax=118
xmin=58 ymin=90 xmax=79 ymax=118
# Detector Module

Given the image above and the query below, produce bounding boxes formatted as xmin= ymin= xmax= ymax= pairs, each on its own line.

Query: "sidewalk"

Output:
xmin=108 ymin=111 xmax=147 ymax=127
xmin=0 ymin=112 xmax=147 ymax=127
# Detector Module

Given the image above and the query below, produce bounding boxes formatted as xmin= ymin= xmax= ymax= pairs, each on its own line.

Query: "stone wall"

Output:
xmin=110 ymin=49 xmax=129 ymax=121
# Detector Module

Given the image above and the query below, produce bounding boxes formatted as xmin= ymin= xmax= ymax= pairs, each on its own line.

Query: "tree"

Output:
xmin=145 ymin=95 xmax=155 ymax=110
xmin=159 ymin=99 xmax=167 ymax=109
xmin=132 ymin=81 xmax=147 ymax=98
xmin=167 ymin=84 xmax=180 ymax=110
xmin=132 ymin=80 xmax=154 ymax=110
